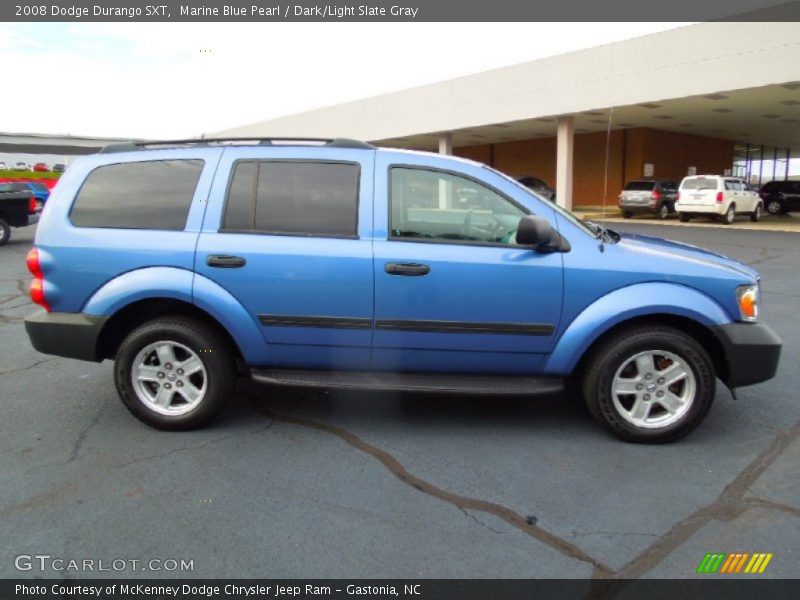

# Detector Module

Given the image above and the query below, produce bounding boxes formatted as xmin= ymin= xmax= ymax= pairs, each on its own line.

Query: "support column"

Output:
xmin=438 ymin=132 xmax=453 ymax=209
xmin=556 ymin=116 xmax=575 ymax=211
xmin=438 ymin=132 xmax=453 ymax=155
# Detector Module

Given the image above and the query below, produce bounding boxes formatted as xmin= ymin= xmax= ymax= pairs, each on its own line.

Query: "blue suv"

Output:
xmin=24 ymin=138 xmax=781 ymax=442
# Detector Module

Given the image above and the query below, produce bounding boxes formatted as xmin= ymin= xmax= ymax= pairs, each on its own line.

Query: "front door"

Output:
xmin=371 ymin=155 xmax=564 ymax=374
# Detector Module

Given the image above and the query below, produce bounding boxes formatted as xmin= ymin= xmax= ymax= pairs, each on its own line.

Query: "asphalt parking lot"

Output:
xmin=0 ymin=222 xmax=798 ymax=580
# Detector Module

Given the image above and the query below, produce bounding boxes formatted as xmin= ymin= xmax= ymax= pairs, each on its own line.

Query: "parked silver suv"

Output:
xmin=619 ymin=179 xmax=679 ymax=220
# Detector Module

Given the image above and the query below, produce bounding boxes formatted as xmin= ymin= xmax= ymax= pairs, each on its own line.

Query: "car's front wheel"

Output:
xmin=622 ymin=211 xmax=633 ymax=219
xmin=583 ymin=326 xmax=716 ymax=443
xmin=0 ymin=217 xmax=10 ymax=246
xmin=114 ymin=316 xmax=237 ymax=430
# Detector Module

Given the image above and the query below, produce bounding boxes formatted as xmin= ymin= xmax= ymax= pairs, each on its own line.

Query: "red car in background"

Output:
xmin=33 ymin=163 xmax=49 ymax=172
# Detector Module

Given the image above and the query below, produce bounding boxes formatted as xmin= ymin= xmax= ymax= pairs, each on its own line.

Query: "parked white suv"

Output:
xmin=676 ymin=176 xmax=762 ymax=225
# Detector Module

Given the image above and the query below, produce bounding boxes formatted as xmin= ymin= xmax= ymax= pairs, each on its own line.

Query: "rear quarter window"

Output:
xmin=70 ymin=159 xmax=204 ymax=230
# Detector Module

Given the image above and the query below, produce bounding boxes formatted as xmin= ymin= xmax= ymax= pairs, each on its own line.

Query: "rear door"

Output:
xmin=196 ymin=146 xmax=375 ymax=370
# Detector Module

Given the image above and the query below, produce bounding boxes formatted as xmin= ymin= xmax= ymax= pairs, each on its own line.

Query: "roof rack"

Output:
xmin=99 ymin=137 xmax=375 ymax=154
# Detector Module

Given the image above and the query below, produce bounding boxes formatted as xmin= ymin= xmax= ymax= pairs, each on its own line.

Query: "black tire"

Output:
xmin=750 ymin=203 xmax=762 ymax=223
xmin=765 ymin=199 xmax=783 ymax=215
xmin=114 ymin=316 xmax=237 ymax=430
xmin=582 ymin=325 xmax=716 ymax=443
xmin=658 ymin=203 xmax=669 ymax=220
xmin=678 ymin=213 xmax=691 ymax=223
xmin=622 ymin=211 xmax=634 ymax=219
xmin=721 ymin=204 xmax=735 ymax=225
xmin=0 ymin=217 xmax=10 ymax=246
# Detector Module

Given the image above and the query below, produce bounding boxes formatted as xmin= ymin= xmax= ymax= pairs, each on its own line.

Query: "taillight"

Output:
xmin=651 ymin=190 xmax=661 ymax=201
xmin=26 ymin=248 xmax=50 ymax=312
xmin=26 ymin=248 xmax=42 ymax=277
xmin=28 ymin=196 xmax=37 ymax=214
xmin=716 ymin=191 xmax=724 ymax=203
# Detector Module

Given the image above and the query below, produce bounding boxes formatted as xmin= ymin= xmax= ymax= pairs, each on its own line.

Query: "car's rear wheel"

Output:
xmin=721 ymin=204 xmax=736 ymax=225
xmin=750 ymin=203 xmax=762 ymax=222
xmin=678 ymin=213 xmax=691 ymax=223
xmin=583 ymin=325 xmax=716 ymax=443
xmin=766 ymin=199 xmax=783 ymax=215
xmin=622 ymin=211 xmax=633 ymax=219
xmin=658 ymin=203 xmax=669 ymax=220
xmin=114 ymin=316 xmax=236 ymax=430
xmin=0 ymin=217 xmax=10 ymax=246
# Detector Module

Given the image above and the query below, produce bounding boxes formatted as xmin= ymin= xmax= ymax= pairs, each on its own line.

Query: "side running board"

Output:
xmin=250 ymin=368 xmax=564 ymax=396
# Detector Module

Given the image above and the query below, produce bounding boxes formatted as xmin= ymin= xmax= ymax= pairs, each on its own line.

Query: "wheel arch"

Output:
xmin=543 ymin=282 xmax=732 ymax=378
xmin=96 ymin=298 xmax=245 ymax=365
xmin=570 ymin=314 xmax=728 ymax=383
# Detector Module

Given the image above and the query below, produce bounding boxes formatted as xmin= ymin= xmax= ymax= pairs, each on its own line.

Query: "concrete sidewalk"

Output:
xmin=574 ymin=207 xmax=800 ymax=233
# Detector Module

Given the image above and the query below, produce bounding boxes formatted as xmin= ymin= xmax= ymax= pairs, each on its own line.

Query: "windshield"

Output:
xmin=681 ymin=177 xmax=718 ymax=191
xmin=484 ymin=166 xmax=596 ymax=237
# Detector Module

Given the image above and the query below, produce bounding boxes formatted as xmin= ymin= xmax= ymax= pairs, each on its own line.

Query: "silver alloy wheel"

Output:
xmin=131 ymin=340 xmax=207 ymax=416
xmin=766 ymin=200 xmax=781 ymax=214
xmin=611 ymin=350 xmax=696 ymax=429
xmin=659 ymin=204 xmax=668 ymax=219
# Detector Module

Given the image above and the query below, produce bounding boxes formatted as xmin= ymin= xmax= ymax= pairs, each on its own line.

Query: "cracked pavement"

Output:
xmin=0 ymin=223 xmax=798 ymax=579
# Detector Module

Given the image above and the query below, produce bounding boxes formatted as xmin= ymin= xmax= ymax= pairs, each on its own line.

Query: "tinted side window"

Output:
xmin=222 ymin=161 xmax=359 ymax=237
xmin=71 ymin=160 xmax=204 ymax=230
xmin=390 ymin=167 xmax=527 ymax=245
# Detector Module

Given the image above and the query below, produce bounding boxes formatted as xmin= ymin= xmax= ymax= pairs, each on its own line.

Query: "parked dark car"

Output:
xmin=517 ymin=176 xmax=556 ymax=201
xmin=33 ymin=162 xmax=49 ymax=172
xmin=759 ymin=180 xmax=800 ymax=215
xmin=0 ymin=183 xmax=41 ymax=246
xmin=619 ymin=179 xmax=679 ymax=219
xmin=52 ymin=163 xmax=66 ymax=173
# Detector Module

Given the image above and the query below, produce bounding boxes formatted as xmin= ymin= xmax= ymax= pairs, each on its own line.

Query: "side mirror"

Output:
xmin=516 ymin=215 xmax=556 ymax=249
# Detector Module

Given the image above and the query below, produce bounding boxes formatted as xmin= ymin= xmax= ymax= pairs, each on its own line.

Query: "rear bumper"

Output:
xmin=676 ymin=204 xmax=723 ymax=215
xmin=713 ymin=321 xmax=782 ymax=388
xmin=25 ymin=311 xmax=107 ymax=362
xmin=619 ymin=203 xmax=656 ymax=214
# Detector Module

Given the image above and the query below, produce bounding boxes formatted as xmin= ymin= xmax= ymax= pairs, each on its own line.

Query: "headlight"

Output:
xmin=736 ymin=284 xmax=759 ymax=322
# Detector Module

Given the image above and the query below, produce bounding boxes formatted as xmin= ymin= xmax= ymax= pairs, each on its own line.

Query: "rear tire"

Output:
xmin=622 ymin=211 xmax=634 ymax=219
xmin=114 ymin=316 xmax=237 ymax=430
xmin=582 ymin=325 xmax=716 ymax=443
xmin=658 ymin=203 xmax=669 ymax=220
xmin=721 ymin=204 xmax=735 ymax=225
xmin=750 ymin=203 xmax=762 ymax=223
xmin=0 ymin=217 xmax=10 ymax=246
xmin=678 ymin=213 xmax=691 ymax=223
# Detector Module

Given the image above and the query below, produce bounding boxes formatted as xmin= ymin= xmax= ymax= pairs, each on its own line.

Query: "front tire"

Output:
xmin=582 ymin=326 xmax=716 ymax=443
xmin=114 ymin=316 xmax=237 ymax=430
xmin=622 ymin=211 xmax=634 ymax=219
xmin=750 ymin=203 xmax=762 ymax=222
xmin=0 ymin=217 xmax=10 ymax=246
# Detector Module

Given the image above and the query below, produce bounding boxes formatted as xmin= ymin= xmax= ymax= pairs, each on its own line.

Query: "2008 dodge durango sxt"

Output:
xmin=24 ymin=138 xmax=781 ymax=442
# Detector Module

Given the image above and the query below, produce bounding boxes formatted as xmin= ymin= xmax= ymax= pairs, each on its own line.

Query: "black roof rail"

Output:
xmin=99 ymin=137 xmax=375 ymax=153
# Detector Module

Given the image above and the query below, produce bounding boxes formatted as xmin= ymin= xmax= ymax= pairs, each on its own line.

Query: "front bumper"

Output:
xmin=25 ymin=311 xmax=107 ymax=362
xmin=713 ymin=321 xmax=782 ymax=388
